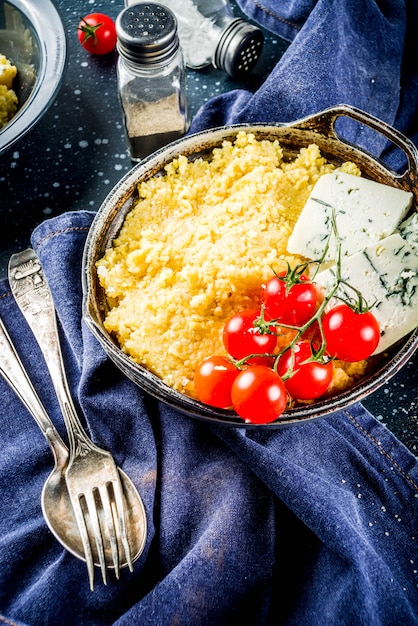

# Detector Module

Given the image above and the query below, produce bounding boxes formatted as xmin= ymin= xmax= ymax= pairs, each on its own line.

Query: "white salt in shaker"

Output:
xmin=124 ymin=0 xmax=264 ymax=77
xmin=116 ymin=3 xmax=189 ymax=162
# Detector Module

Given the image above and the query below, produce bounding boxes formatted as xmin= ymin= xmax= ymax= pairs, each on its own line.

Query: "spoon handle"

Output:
xmin=8 ymin=249 xmax=96 ymax=457
xmin=0 ymin=315 xmax=68 ymax=467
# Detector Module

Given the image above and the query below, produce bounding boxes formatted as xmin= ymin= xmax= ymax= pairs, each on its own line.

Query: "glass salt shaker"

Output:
xmin=126 ymin=0 xmax=264 ymax=77
xmin=116 ymin=3 xmax=189 ymax=162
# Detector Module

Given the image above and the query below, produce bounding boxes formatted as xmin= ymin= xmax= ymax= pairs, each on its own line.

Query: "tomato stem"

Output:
xmin=78 ymin=17 xmax=104 ymax=44
xmin=249 ymin=207 xmax=376 ymax=372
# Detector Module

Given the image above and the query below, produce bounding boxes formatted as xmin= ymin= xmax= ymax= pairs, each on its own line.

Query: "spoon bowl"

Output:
xmin=42 ymin=466 xmax=147 ymax=567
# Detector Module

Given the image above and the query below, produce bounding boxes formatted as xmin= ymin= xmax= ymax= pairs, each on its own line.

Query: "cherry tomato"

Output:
xmin=322 ymin=304 xmax=380 ymax=361
xmin=231 ymin=366 xmax=287 ymax=423
xmin=262 ymin=272 xmax=318 ymax=326
xmin=194 ymin=356 xmax=239 ymax=409
xmin=78 ymin=13 xmax=117 ymax=55
xmin=222 ymin=309 xmax=277 ymax=363
xmin=277 ymin=341 xmax=333 ymax=400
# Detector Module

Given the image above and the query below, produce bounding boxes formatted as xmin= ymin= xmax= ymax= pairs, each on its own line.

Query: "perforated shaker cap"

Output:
xmin=214 ymin=18 xmax=264 ymax=77
xmin=116 ymin=3 xmax=179 ymax=65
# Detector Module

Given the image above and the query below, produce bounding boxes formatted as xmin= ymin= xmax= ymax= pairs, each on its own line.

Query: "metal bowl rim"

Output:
xmin=0 ymin=0 xmax=68 ymax=154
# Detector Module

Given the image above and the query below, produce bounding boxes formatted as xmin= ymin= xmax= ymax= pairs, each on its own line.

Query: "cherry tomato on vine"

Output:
xmin=322 ymin=304 xmax=380 ymax=361
xmin=301 ymin=319 xmax=322 ymax=349
xmin=222 ymin=309 xmax=277 ymax=363
xmin=277 ymin=340 xmax=333 ymax=400
xmin=194 ymin=356 xmax=239 ymax=409
xmin=262 ymin=272 xmax=318 ymax=326
xmin=78 ymin=13 xmax=117 ymax=55
xmin=231 ymin=365 xmax=287 ymax=423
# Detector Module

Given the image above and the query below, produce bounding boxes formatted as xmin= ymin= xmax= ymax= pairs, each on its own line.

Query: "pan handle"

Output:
xmin=291 ymin=104 xmax=418 ymax=198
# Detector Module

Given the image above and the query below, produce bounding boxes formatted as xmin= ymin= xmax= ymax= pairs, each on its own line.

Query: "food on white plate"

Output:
xmin=286 ymin=171 xmax=413 ymax=263
xmin=0 ymin=53 xmax=18 ymax=129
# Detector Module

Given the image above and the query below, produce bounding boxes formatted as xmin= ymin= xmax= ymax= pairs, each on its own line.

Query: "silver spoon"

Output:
xmin=1 ymin=269 xmax=147 ymax=577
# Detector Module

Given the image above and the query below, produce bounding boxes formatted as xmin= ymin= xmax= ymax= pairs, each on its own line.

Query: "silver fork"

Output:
xmin=8 ymin=249 xmax=134 ymax=590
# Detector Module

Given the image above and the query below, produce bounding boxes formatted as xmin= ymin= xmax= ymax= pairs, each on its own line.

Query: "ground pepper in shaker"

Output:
xmin=116 ymin=3 xmax=189 ymax=161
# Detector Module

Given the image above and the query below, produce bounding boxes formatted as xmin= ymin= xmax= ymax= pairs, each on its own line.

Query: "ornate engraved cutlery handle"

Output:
xmin=9 ymin=249 xmax=95 ymax=457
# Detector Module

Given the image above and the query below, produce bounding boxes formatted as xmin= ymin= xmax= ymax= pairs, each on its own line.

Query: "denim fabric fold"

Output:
xmin=0 ymin=210 xmax=416 ymax=626
xmin=191 ymin=0 xmax=418 ymax=171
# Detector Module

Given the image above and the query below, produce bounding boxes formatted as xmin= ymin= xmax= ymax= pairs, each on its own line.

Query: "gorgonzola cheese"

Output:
xmin=314 ymin=233 xmax=418 ymax=354
xmin=287 ymin=172 xmax=413 ymax=262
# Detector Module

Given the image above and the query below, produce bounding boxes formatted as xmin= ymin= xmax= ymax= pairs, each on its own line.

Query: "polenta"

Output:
xmin=0 ymin=54 xmax=18 ymax=129
xmin=97 ymin=132 xmax=366 ymax=399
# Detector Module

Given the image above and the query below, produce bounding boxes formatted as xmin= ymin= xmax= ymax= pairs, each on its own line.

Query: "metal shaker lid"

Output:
xmin=214 ymin=18 xmax=264 ymax=77
xmin=116 ymin=3 xmax=179 ymax=64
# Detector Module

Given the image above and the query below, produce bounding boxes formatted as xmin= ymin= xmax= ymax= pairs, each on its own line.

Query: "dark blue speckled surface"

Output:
xmin=0 ymin=0 xmax=416 ymax=453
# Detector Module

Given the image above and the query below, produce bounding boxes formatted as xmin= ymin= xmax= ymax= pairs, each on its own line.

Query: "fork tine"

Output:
xmin=84 ymin=489 xmax=108 ymax=586
xmin=99 ymin=483 xmax=120 ymax=580
xmin=71 ymin=494 xmax=96 ymax=591
xmin=112 ymin=478 xmax=133 ymax=572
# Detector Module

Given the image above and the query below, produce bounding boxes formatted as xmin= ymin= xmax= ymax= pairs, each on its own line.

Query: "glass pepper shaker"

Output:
xmin=116 ymin=3 xmax=189 ymax=162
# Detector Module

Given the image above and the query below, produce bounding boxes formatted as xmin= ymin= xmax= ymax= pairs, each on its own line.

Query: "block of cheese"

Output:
xmin=398 ymin=211 xmax=418 ymax=251
xmin=287 ymin=172 xmax=413 ymax=262
xmin=314 ymin=233 xmax=418 ymax=354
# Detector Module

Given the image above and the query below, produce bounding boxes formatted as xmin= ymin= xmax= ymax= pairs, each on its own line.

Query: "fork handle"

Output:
xmin=8 ymin=249 xmax=96 ymax=457
xmin=0 ymin=316 xmax=69 ymax=467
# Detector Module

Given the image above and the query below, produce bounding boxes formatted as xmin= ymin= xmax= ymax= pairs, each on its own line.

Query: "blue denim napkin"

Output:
xmin=191 ymin=0 xmax=418 ymax=172
xmin=1 ymin=1 xmax=418 ymax=625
